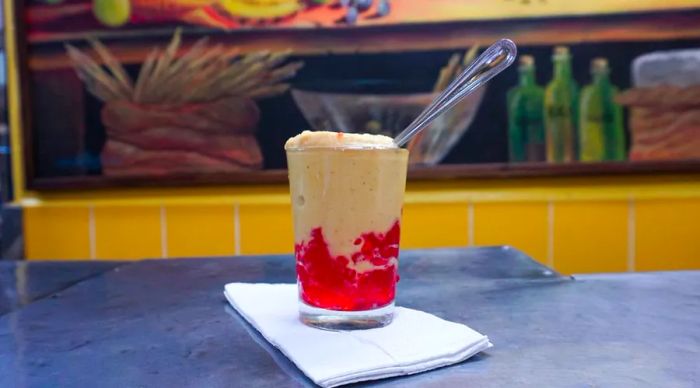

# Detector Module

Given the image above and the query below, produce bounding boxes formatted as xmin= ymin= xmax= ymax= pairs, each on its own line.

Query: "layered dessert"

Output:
xmin=285 ymin=131 xmax=408 ymax=312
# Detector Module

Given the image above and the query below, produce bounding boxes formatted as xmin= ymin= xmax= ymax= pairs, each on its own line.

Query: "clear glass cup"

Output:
xmin=286 ymin=145 xmax=408 ymax=330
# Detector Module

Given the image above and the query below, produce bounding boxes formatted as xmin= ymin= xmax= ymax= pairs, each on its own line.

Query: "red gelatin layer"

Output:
xmin=295 ymin=221 xmax=401 ymax=311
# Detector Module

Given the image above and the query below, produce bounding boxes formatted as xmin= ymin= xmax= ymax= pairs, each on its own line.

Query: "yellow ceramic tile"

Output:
xmin=636 ymin=199 xmax=700 ymax=271
xmin=239 ymin=205 xmax=294 ymax=255
xmin=473 ymin=202 xmax=548 ymax=264
xmin=401 ymin=203 xmax=468 ymax=249
xmin=166 ymin=205 xmax=235 ymax=258
xmin=24 ymin=206 xmax=91 ymax=260
xmin=94 ymin=206 xmax=162 ymax=260
xmin=553 ymin=201 xmax=628 ymax=274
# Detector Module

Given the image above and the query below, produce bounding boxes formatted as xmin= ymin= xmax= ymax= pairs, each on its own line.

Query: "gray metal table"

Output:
xmin=0 ymin=261 xmax=122 ymax=315
xmin=1 ymin=247 xmax=698 ymax=387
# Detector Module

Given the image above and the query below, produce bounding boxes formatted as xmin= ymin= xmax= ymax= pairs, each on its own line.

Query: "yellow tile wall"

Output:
xmin=94 ymin=205 xmax=162 ymax=260
xmin=553 ymin=201 xmax=629 ymax=274
xmin=238 ymin=204 xmax=294 ymax=255
xmin=473 ymin=202 xmax=548 ymax=263
xmin=401 ymin=203 xmax=468 ymax=249
xmin=166 ymin=205 xmax=235 ymax=257
xmin=19 ymin=176 xmax=700 ymax=274
xmin=24 ymin=206 xmax=91 ymax=260
xmin=635 ymin=198 xmax=700 ymax=271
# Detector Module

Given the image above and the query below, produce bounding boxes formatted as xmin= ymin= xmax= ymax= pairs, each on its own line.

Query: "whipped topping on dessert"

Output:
xmin=285 ymin=130 xmax=396 ymax=150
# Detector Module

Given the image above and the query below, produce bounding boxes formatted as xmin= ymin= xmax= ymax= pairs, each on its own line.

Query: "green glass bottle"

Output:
xmin=579 ymin=58 xmax=626 ymax=162
xmin=544 ymin=46 xmax=579 ymax=163
xmin=507 ymin=55 xmax=545 ymax=162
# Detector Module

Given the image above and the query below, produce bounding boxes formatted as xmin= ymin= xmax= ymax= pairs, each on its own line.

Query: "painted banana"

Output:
xmin=218 ymin=0 xmax=303 ymax=19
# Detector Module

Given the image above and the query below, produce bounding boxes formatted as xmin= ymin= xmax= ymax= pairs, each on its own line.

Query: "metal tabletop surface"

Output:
xmin=0 ymin=261 xmax=122 ymax=315
xmin=1 ymin=247 xmax=698 ymax=387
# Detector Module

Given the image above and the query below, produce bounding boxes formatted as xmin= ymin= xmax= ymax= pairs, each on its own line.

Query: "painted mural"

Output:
xmin=26 ymin=0 xmax=700 ymax=32
xmin=65 ymin=29 xmax=303 ymax=175
xmin=10 ymin=0 xmax=700 ymax=184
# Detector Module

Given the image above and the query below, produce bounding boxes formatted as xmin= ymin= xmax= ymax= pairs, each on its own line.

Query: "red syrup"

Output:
xmin=295 ymin=220 xmax=401 ymax=311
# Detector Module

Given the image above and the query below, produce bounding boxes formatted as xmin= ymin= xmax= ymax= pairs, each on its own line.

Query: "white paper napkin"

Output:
xmin=224 ymin=283 xmax=492 ymax=387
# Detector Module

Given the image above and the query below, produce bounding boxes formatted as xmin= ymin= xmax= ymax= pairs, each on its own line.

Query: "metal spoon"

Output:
xmin=393 ymin=39 xmax=518 ymax=147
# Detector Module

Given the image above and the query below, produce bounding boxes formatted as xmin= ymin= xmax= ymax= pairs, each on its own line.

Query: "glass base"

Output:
xmin=299 ymin=301 xmax=394 ymax=330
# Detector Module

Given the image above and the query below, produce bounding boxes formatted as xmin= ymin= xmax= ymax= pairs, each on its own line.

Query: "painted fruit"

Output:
xmin=355 ymin=0 xmax=372 ymax=11
xmin=377 ymin=0 xmax=389 ymax=16
xmin=345 ymin=6 xmax=358 ymax=23
xmin=93 ymin=0 xmax=131 ymax=27
xmin=219 ymin=0 xmax=302 ymax=19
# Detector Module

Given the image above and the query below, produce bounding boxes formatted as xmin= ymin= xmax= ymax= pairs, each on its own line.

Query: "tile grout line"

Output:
xmin=160 ymin=205 xmax=168 ymax=259
xmin=88 ymin=205 xmax=96 ymax=260
xmin=627 ymin=198 xmax=636 ymax=272
xmin=547 ymin=200 xmax=555 ymax=269
xmin=234 ymin=204 xmax=241 ymax=256
xmin=467 ymin=202 xmax=474 ymax=246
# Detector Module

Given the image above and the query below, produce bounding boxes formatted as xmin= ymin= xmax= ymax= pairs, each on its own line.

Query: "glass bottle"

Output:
xmin=544 ymin=46 xmax=579 ymax=163
xmin=579 ymin=58 xmax=626 ymax=162
xmin=507 ymin=55 xmax=545 ymax=162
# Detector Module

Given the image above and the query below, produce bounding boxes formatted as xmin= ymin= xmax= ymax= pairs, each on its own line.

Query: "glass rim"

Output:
xmin=285 ymin=145 xmax=407 ymax=152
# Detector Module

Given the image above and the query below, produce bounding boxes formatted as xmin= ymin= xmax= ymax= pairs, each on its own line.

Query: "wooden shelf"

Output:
xmin=27 ymin=160 xmax=700 ymax=191
xmin=26 ymin=10 xmax=700 ymax=71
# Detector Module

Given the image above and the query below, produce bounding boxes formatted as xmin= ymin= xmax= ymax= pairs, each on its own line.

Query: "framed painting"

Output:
xmin=5 ymin=0 xmax=700 ymax=190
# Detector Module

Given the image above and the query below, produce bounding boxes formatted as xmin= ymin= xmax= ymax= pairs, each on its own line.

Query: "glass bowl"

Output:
xmin=291 ymin=84 xmax=485 ymax=165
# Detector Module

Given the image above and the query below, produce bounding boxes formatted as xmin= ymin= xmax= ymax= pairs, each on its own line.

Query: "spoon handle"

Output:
xmin=394 ymin=39 xmax=517 ymax=147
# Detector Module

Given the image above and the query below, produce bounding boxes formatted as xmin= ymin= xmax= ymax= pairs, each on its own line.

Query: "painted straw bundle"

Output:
xmin=65 ymin=28 xmax=304 ymax=104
